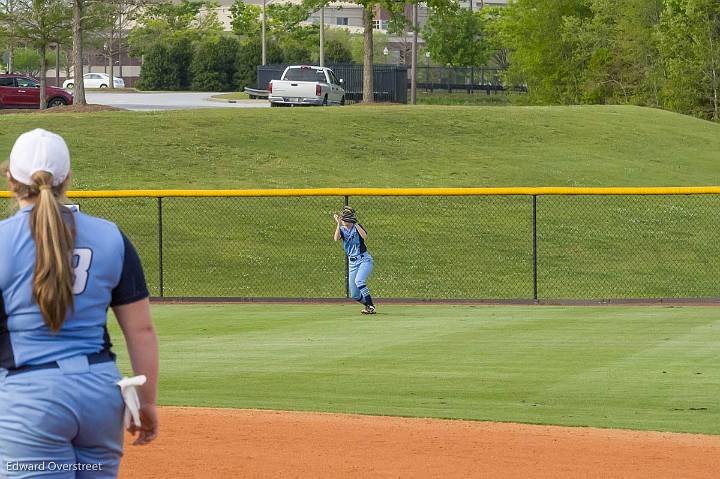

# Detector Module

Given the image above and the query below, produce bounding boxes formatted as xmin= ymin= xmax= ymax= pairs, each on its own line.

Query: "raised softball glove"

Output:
xmin=341 ymin=206 xmax=357 ymax=223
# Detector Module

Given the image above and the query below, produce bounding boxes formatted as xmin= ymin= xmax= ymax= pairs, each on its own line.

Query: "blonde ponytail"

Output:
xmin=26 ymin=171 xmax=76 ymax=332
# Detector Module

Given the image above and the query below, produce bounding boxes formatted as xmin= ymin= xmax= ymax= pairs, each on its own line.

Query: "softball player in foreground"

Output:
xmin=0 ymin=129 xmax=159 ymax=478
xmin=334 ymin=206 xmax=376 ymax=314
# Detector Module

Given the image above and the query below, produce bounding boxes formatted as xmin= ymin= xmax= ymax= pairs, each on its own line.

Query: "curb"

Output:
xmin=207 ymin=96 xmax=260 ymax=104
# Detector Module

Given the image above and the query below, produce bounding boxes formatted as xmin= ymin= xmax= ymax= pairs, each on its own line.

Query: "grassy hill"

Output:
xmin=1 ymin=105 xmax=719 ymax=300
xmin=1 ymin=105 xmax=719 ymax=189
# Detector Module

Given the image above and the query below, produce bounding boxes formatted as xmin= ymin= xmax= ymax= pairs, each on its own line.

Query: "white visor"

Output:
xmin=8 ymin=128 xmax=70 ymax=187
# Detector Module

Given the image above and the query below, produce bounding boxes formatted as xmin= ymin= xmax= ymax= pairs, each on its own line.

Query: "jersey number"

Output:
xmin=72 ymin=248 xmax=93 ymax=294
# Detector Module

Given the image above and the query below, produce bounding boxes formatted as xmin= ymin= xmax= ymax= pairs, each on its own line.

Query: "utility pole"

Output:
xmin=411 ymin=2 xmax=417 ymax=104
xmin=55 ymin=44 xmax=60 ymax=87
xmin=261 ymin=0 xmax=266 ymax=65
xmin=319 ymin=7 xmax=325 ymax=67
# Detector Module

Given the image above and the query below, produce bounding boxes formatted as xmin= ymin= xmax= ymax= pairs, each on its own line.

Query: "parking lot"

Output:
xmin=86 ymin=91 xmax=269 ymax=111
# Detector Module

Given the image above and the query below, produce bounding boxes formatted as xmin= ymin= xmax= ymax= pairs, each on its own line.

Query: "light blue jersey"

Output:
xmin=338 ymin=223 xmax=374 ymax=308
xmin=0 ymin=205 xmax=149 ymax=370
xmin=339 ymin=224 xmax=368 ymax=258
xmin=0 ymin=205 xmax=148 ymax=478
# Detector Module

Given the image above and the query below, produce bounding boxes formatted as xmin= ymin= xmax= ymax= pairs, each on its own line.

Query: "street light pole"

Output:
xmin=55 ymin=44 xmax=60 ymax=87
xmin=410 ymin=2 xmax=418 ymax=105
xmin=262 ymin=0 xmax=267 ymax=66
xmin=319 ymin=7 xmax=325 ymax=67
xmin=425 ymin=51 xmax=431 ymax=92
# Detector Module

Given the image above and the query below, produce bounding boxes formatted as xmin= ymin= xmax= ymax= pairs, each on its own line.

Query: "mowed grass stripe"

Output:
xmin=108 ymin=304 xmax=720 ymax=435
xmin=2 ymin=106 xmax=720 ymax=299
xmin=1 ymin=105 xmax=720 ymax=189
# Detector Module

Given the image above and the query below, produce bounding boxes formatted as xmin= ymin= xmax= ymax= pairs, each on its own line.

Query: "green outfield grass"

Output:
xmin=415 ymin=90 xmax=523 ymax=106
xmin=2 ymin=105 xmax=719 ymax=299
xmin=1 ymin=105 xmax=720 ymax=189
xmin=108 ymin=303 xmax=720 ymax=435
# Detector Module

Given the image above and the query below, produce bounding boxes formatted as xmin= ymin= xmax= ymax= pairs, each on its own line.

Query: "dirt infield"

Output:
xmin=120 ymin=407 xmax=720 ymax=478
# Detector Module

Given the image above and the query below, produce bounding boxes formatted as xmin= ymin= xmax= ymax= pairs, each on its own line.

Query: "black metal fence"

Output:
xmin=416 ymin=66 xmax=500 ymax=92
xmin=414 ymin=66 xmax=520 ymax=93
xmin=3 ymin=189 xmax=716 ymax=302
xmin=258 ymin=64 xmax=408 ymax=104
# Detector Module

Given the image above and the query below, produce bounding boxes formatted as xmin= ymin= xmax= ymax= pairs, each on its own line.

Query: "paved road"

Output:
xmin=86 ymin=91 xmax=269 ymax=111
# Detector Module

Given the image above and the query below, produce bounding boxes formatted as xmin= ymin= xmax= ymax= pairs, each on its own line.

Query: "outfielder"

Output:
xmin=0 ymin=129 xmax=159 ymax=478
xmin=334 ymin=206 xmax=376 ymax=314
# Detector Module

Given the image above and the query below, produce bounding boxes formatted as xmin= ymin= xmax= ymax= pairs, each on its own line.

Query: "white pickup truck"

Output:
xmin=267 ymin=66 xmax=345 ymax=107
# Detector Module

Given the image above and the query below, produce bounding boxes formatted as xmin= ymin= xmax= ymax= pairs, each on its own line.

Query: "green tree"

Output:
xmin=190 ymin=34 xmax=240 ymax=91
xmin=234 ymin=35 xmax=282 ymax=90
xmin=136 ymin=41 xmax=177 ymax=90
xmin=169 ymin=35 xmax=193 ymax=89
xmin=423 ymin=1 xmax=494 ymax=68
xmin=3 ymin=0 xmax=70 ymax=108
xmin=559 ymin=0 xmax=663 ymax=105
xmin=137 ymin=35 xmax=193 ymax=90
xmin=6 ymin=47 xmax=61 ymax=76
xmin=325 ymin=38 xmax=352 ymax=64
xmin=231 ymin=0 xmax=318 ymax=58
xmin=659 ymin=0 xmax=720 ymax=120
xmin=497 ymin=0 xmax=592 ymax=103
xmin=0 ymin=0 xmax=21 ymax=73
xmin=350 ymin=30 xmax=387 ymax=65
xmin=229 ymin=0 xmax=260 ymax=37
xmin=128 ymin=0 xmax=223 ymax=57
xmin=613 ymin=0 xmax=664 ymax=106
xmin=92 ymin=1 xmax=153 ymax=89
xmin=10 ymin=46 xmax=41 ymax=74
xmin=278 ymin=24 xmax=318 ymax=63
xmin=266 ymin=2 xmax=312 ymax=33
xmin=281 ymin=41 xmax=312 ymax=64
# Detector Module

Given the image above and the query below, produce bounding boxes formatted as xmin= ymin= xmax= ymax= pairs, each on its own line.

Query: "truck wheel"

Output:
xmin=340 ymin=96 xmax=345 ymax=106
xmin=322 ymin=95 xmax=328 ymax=106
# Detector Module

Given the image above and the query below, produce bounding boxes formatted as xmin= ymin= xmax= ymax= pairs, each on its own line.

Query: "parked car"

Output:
xmin=63 ymin=72 xmax=124 ymax=90
xmin=0 ymin=74 xmax=74 ymax=109
xmin=268 ymin=66 xmax=345 ymax=107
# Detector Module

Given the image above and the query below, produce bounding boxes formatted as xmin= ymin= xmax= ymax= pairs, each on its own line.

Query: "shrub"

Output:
xmin=281 ymin=42 xmax=312 ymax=65
xmin=235 ymin=37 xmax=283 ymax=90
xmin=325 ymin=39 xmax=353 ymax=64
xmin=169 ymin=37 xmax=194 ymax=90
xmin=137 ymin=42 xmax=179 ymax=90
xmin=190 ymin=35 xmax=240 ymax=91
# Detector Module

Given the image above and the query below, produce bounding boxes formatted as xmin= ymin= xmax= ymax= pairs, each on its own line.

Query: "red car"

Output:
xmin=0 ymin=74 xmax=74 ymax=109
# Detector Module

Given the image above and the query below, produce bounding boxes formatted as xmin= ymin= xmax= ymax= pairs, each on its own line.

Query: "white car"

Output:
xmin=268 ymin=66 xmax=345 ymax=107
xmin=63 ymin=73 xmax=125 ymax=90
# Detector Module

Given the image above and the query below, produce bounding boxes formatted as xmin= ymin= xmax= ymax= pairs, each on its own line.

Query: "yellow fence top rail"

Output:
xmin=2 ymin=187 xmax=720 ymax=198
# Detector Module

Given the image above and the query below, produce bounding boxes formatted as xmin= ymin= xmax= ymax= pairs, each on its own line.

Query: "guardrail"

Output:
xmin=244 ymin=87 xmax=269 ymax=99
xmin=2 ymin=187 xmax=718 ymax=302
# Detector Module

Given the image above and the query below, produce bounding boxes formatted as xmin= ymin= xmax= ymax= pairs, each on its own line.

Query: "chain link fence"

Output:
xmin=2 ymin=189 xmax=719 ymax=301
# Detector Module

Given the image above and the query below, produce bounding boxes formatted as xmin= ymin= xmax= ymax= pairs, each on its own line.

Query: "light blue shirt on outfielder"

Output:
xmin=339 ymin=224 xmax=369 ymax=259
xmin=339 ymin=223 xmax=374 ymax=306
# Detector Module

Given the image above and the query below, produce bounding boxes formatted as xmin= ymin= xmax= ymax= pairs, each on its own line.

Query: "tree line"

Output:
xmin=130 ymin=0 xmax=364 ymax=91
xmin=1 ymin=0 xmax=152 ymax=108
xmin=1 ymin=0 xmax=719 ymax=119
xmin=499 ymin=0 xmax=720 ymax=121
